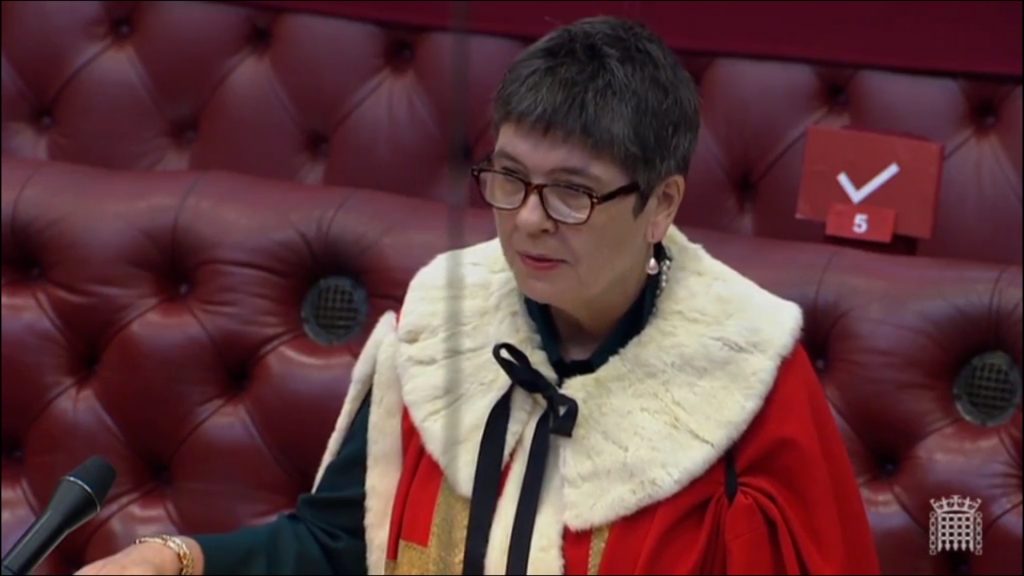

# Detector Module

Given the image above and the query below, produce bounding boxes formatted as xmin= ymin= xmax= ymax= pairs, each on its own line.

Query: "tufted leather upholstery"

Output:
xmin=3 ymin=157 xmax=1021 ymax=575
xmin=2 ymin=2 xmax=1022 ymax=576
xmin=0 ymin=156 xmax=498 ymax=574
xmin=1 ymin=1 xmax=1020 ymax=265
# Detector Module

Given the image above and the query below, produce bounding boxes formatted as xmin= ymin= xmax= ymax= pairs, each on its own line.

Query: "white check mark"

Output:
xmin=836 ymin=162 xmax=901 ymax=205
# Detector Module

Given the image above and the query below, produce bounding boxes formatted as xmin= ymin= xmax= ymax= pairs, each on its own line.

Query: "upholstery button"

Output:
xmin=814 ymin=357 xmax=827 ymax=372
xmin=7 ymin=447 xmax=23 ymax=461
xmin=308 ymin=132 xmax=330 ymax=158
xmin=389 ymin=39 xmax=416 ymax=68
xmin=229 ymin=368 xmax=248 ymax=392
xmin=737 ymin=175 xmax=756 ymax=203
xmin=29 ymin=266 xmax=42 ymax=280
xmin=251 ymin=25 xmax=272 ymax=49
xmin=178 ymin=282 xmax=191 ymax=297
xmin=37 ymin=111 xmax=53 ymax=131
xmin=83 ymin=354 xmax=100 ymax=377
xmin=975 ymin=103 xmax=998 ymax=128
xmin=827 ymin=84 xmax=848 ymax=107
xmin=112 ymin=19 xmax=132 ymax=39
xmin=878 ymin=459 xmax=898 ymax=478
xmin=152 ymin=464 xmax=171 ymax=485
xmin=178 ymin=124 xmax=198 ymax=146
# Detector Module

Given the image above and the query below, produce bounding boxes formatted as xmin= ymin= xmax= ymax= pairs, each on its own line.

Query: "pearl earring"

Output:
xmin=646 ymin=255 xmax=660 ymax=275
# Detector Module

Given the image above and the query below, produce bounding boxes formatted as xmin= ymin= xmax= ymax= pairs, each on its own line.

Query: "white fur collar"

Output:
xmin=395 ymin=226 xmax=803 ymax=530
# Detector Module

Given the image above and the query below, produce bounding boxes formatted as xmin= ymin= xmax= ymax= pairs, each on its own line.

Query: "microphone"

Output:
xmin=2 ymin=456 xmax=117 ymax=576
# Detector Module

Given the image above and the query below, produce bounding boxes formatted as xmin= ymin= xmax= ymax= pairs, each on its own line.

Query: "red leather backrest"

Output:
xmin=2 ymin=157 xmax=1020 ymax=575
xmin=2 ymin=1 xmax=1020 ymax=264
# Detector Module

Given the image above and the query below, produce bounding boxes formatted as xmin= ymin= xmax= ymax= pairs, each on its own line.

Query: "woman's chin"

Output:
xmin=514 ymin=276 xmax=562 ymax=306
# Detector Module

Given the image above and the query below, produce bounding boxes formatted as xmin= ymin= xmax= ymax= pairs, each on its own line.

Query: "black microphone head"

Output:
xmin=2 ymin=457 xmax=119 ymax=576
xmin=65 ymin=456 xmax=116 ymax=507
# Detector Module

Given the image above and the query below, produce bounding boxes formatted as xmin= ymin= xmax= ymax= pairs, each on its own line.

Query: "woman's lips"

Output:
xmin=518 ymin=252 xmax=563 ymax=271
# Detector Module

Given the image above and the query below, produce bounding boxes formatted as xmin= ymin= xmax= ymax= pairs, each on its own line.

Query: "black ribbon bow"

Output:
xmin=462 ymin=343 xmax=579 ymax=575
xmin=491 ymin=343 xmax=578 ymax=438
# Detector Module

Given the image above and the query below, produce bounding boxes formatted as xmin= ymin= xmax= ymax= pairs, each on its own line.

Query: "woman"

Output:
xmin=77 ymin=15 xmax=879 ymax=576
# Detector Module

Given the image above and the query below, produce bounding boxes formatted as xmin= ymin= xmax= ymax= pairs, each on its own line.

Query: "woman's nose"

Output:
xmin=514 ymin=188 xmax=555 ymax=232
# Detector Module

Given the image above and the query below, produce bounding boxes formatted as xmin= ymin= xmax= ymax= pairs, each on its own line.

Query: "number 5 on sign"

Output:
xmin=827 ymin=204 xmax=896 ymax=243
xmin=853 ymin=213 xmax=869 ymax=234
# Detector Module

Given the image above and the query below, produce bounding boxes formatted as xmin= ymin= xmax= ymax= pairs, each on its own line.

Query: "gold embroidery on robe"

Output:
xmin=588 ymin=525 xmax=610 ymax=575
xmin=389 ymin=481 xmax=471 ymax=574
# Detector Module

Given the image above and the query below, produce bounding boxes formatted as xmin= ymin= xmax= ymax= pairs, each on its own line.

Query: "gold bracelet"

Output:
xmin=134 ymin=535 xmax=195 ymax=575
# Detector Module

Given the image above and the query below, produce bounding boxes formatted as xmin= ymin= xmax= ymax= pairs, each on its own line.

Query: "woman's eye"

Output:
xmin=557 ymin=183 xmax=591 ymax=193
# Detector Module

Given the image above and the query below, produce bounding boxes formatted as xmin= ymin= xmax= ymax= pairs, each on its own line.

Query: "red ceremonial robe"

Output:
xmin=312 ymin=227 xmax=881 ymax=575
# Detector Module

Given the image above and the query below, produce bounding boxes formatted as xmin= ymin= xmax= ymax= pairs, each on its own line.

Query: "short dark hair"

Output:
xmin=493 ymin=16 xmax=701 ymax=213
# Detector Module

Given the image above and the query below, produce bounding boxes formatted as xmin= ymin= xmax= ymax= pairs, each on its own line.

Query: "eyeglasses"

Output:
xmin=470 ymin=166 xmax=642 ymax=225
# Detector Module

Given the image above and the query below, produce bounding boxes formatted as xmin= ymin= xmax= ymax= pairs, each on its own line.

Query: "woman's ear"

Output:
xmin=647 ymin=175 xmax=686 ymax=243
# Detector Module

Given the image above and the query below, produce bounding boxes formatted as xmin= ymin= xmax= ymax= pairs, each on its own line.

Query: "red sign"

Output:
xmin=797 ymin=126 xmax=943 ymax=241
